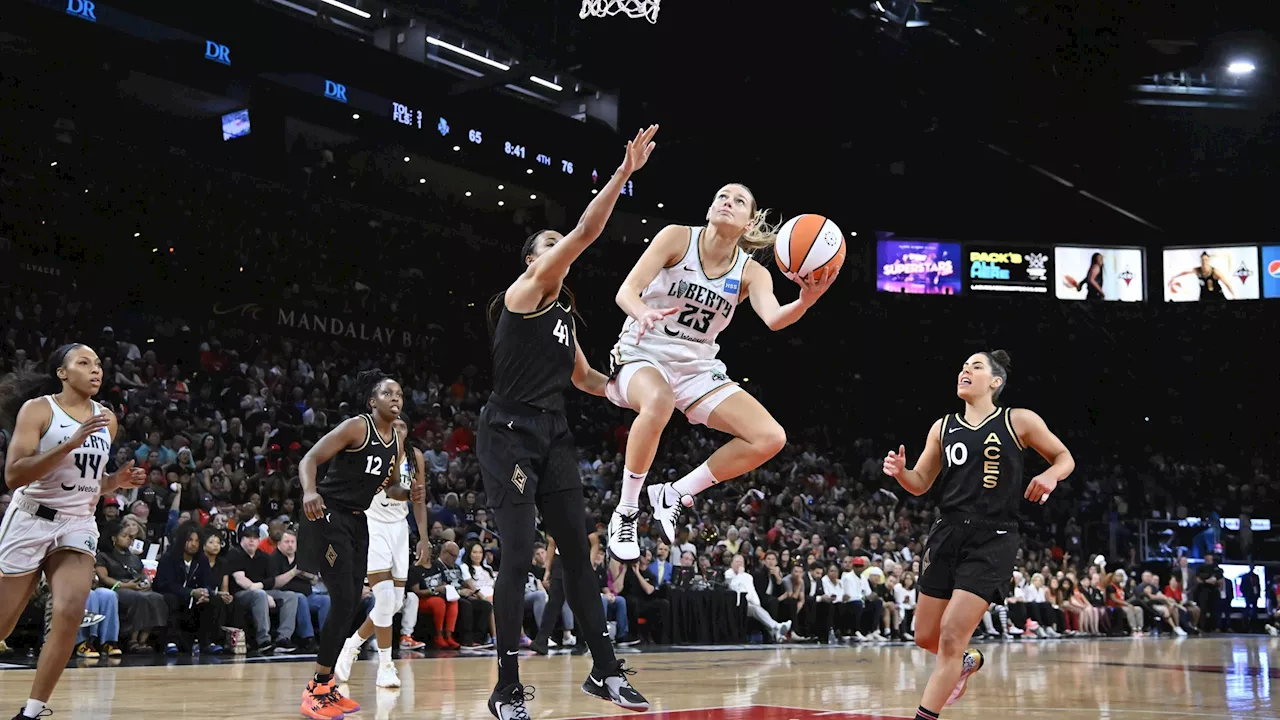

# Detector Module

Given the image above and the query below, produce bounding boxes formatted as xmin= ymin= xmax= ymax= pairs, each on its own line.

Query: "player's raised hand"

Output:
xmin=798 ymin=267 xmax=840 ymax=306
xmin=618 ymin=124 xmax=659 ymax=176
xmin=303 ymin=490 xmax=327 ymax=521
xmin=1025 ymin=472 xmax=1058 ymax=505
xmin=635 ymin=306 xmax=680 ymax=341
xmin=104 ymin=460 xmax=147 ymax=492
xmin=883 ymin=445 xmax=907 ymax=479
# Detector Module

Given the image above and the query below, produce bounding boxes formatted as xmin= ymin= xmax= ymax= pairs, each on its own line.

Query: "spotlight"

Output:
xmin=530 ymin=194 xmax=537 ymax=200
xmin=465 ymin=191 xmax=472 ymax=197
xmin=352 ymin=113 xmax=360 ymax=119
xmin=403 ymin=156 xmax=410 ymax=162
xmin=657 ymin=202 xmax=664 ymax=209
xmin=498 ymin=184 xmax=505 ymax=190
xmin=498 ymin=200 xmax=505 ymax=206
xmin=453 ymin=145 xmax=460 ymax=151
xmin=1227 ymin=60 xmax=1256 ymax=75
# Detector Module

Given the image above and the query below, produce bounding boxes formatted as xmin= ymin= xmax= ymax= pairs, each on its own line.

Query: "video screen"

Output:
xmin=1053 ymin=246 xmax=1146 ymax=302
xmin=221 ymin=109 xmax=251 ymax=141
xmin=875 ymin=236 xmax=962 ymax=295
xmin=965 ymin=245 xmax=1053 ymax=294
xmin=1219 ymin=564 xmax=1266 ymax=609
xmin=1162 ymin=246 xmax=1260 ymax=302
xmin=1261 ymin=245 xmax=1280 ymax=299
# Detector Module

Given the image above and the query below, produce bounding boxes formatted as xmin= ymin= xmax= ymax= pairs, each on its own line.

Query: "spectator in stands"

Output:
xmin=1161 ymin=573 xmax=1197 ymax=633
xmin=752 ymin=550 xmax=786 ymax=622
xmin=1195 ymin=553 xmax=1226 ymax=631
xmin=726 ymin=554 xmax=791 ymax=642
xmin=1241 ymin=566 xmax=1262 ymax=630
xmin=1138 ymin=571 xmax=1186 ymax=636
xmin=894 ymin=571 xmax=917 ymax=640
xmin=268 ymin=529 xmax=325 ymax=650
xmin=594 ymin=547 xmax=636 ymax=646
xmin=94 ymin=523 xmax=169 ymax=653
xmin=409 ymin=543 xmax=460 ymax=649
xmin=649 ymin=543 xmax=675 ymax=585
xmin=153 ymin=523 xmax=225 ymax=653
xmin=227 ymin=525 xmax=297 ymax=653
xmin=450 ymin=541 xmax=492 ymax=648
xmin=616 ymin=555 xmax=668 ymax=645
xmin=796 ymin=561 xmax=835 ymax=643
xmin=1104 ymin=570 xmax=1143 ymax=635
xmin=75 ymin=579 xmax=122 ymax=659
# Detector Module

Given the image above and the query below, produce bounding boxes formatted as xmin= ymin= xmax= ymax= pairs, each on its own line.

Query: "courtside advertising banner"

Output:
xmin=1053 ymin=246 xmax=1146 ymax=302
xmin=965 ymin=245 xmax=1053 ymax=294
xmin=1161 ymin=246 xmax=1260 ymax=302
xmin=875 ymin=236 xmax=962 ymax=295
xmin=1261 ymin=245 xmax=1280 ymax=299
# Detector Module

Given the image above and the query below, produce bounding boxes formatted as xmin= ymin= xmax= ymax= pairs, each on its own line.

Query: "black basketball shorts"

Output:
xmin=298 ymin=508 xmax=369 ymax=579
xmin=477 ymin=399 xmax=577 ymax=508
xmin=917 ymin=517 xmax=1019 ymax=605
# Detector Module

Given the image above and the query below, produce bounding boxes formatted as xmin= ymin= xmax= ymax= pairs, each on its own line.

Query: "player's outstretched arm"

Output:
xmin=743 ymin=260 xmax=839 ymax=331
xmin=523 ymin=125 xmax=657 ymax=293
xmin=883 ymin=419 xmax=944 ymax=496
xmin=298 ymin=416 xmax=367 ymax=520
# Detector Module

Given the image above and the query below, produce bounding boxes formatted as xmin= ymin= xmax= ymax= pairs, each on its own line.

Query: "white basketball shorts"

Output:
xmin=605 ymin=350 xmax=741 ymax=427
xmin=366 ymin=518 xmax=410 ymax=581
xmin=0 ymin=501 xmax=100 ymax=576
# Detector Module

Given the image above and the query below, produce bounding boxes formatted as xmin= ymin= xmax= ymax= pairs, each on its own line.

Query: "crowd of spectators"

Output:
xmin=2 ymin=73 xmax=1279 ymax=662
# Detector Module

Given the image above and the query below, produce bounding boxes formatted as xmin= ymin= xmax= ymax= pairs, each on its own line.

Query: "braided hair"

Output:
xmin=0 ymin=343 xmax=84 ymax=431
xmin=351 ymin=368 xmax=393 ymax=414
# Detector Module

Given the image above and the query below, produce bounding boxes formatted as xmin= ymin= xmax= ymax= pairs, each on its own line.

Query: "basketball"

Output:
xmin=773 ymin=214 xmax=846 ymax=283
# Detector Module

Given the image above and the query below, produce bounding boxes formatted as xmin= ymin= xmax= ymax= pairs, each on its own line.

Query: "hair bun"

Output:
xmin=990 ymin=349 xmax=1012 ymax=369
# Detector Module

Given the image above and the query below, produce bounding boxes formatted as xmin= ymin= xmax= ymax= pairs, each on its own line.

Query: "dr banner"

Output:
xmin=211 ymin=302 xmax=432 ymax=349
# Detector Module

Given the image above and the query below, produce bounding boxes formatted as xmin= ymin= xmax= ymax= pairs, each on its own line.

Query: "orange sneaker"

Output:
xmin=329 ymin=684 xmax=361 ymax=715
xmin=301 ymin=679 xmax=346 ymax=719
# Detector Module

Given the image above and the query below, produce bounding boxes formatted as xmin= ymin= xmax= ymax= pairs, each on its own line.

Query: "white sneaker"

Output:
xmin=647 ymin=483 xmax=687 ymax=545
xmin=376 ymin=661 xmax=401 ymax=688
xmin=1267 ymin=624 xmax=1279 ymax=637
xmin=1173 ymin=626 xmax=1188 ymax=637
xmin=1008 ymin=625 xmax=1024 ymax=636
xmin=852 ymin=631 xmax=866 ymax=643
xmin=562 ymin=632 xmax=577 ymax=647
xmin=334 ymin=636 xmax=362 ymax=682
xmin=774 ymin=621 xmax=792 ymax=643
xmin=607 ymin=508 xmax=641 ymax=562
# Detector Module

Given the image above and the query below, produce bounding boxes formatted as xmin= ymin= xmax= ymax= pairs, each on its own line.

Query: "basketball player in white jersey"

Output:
xmin=0 ymin=344 xmax=146 ymax=720
xmin=604 ymin=184 xmax=838 ymax=559
xmin=334 ymin=417 xmax=427 ymax=689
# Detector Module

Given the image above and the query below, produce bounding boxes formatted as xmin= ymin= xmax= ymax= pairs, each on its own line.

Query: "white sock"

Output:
xmin=618 ymin=467 xmax=646 ymax=510
xmin=347 ymin=631 xmax=366 ymax=646
xmin=377 ymin=645 xmax=392 ymax=665
xmin=671 ymin=462 xmax=718 ymax=499
xmin=24 ymin=700 xmax=47 ymax=718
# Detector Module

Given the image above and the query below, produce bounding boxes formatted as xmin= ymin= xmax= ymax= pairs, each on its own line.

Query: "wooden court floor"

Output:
xmin=1 ymin=636 xmax=1276 ymax=719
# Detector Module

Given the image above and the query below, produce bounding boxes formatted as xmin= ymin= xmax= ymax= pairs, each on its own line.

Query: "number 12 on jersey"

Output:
xmin=552 ymin=319 xmax=571 ymax=347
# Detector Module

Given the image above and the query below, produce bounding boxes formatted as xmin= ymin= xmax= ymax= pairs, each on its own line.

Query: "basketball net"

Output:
xmin=579 ymin=0 xmax=661 ymax=23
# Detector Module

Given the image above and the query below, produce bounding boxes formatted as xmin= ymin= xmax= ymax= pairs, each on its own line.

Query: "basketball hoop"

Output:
xmin=580 ymin=0 xmax=661 ymax=24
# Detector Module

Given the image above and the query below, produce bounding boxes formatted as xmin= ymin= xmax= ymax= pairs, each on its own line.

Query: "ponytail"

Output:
xmin=0 ymin=343 xmax=81 ymax=431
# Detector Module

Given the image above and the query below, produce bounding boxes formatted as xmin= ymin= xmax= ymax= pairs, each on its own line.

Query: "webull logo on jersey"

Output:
xmin=667 ymin=279 xmax=734 ymax=318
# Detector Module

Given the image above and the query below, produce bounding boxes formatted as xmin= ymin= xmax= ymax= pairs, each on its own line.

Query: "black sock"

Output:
xmin=916 ymin=706 xmax=940 ymax=720
xmin=497 ymin=649 xmax=520 ymax=689
xmin=313 ymin=673 xmax=333 ymax=685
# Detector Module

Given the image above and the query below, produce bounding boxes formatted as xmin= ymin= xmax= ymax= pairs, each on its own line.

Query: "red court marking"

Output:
xmin=569 ymin=707 xmax=912 ymax=720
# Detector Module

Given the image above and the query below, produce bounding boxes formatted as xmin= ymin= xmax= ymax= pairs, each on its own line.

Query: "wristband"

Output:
xmin=111 ymin=582 xmax=120 ymax=591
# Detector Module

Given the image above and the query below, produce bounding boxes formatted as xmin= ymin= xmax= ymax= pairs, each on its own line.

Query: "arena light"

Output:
xmin=134 ymin=232 xmax=141 ymax=237
xmin=418 ymin=178 xmax=426 ymax=184
xmin=497 ymin=184 xmax=504 ymax=190
xmin=530 ymin=194 xmax=537 ymax=200
xmin=657 ymin=202 xmax=664 ymax=209
xmin=591 ymin=189 xmax=598 ymax=195
xmin=643 ymin=237 xmax=650 ymax=243
xmin=498 ymin=201 xmax=505 ymax=206
xmin=403 ymin=156 xmax=410 ymax=162
xmin=50 ymin=161 xmax=58 ymax=167
xmin=453 ymin=145 xmax=460 ymax=151
xmin=1227 ymin=60 xmax=1256 ymax=75
xmin=530 ymin=75 xmax=562 ymax=92
xmin=526 ymin=168 xmax=533 ymax=174
xmin=317 ymin=0 xmax=371 ymax=19
xmin=427 ymin=37 xmax=510 ymax=71
xmin=641 ymin=219 xmax=647 ymax=224
xmin=352 ymin=113 xmax=360 ymax=119
xmin=465 ymin=191 xmax=472 ymax=197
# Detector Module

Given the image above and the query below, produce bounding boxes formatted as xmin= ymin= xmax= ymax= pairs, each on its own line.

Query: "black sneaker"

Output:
xmin=255 ymin=641 xmax=276 ymax=655
xmin=581 ymin=659 xmax=649 ymax=711
xmin=529 ymin=637 xmax=549 ymax=656
xmin=487 ymin=683 xmax=534 ymax=720
xmin=615 ymin=635 xmax=641 ymax=647
xmin=12 ymin=710 xmax=52 ymax=720
xmin=274 ymin=639 xmax=297 ymax=654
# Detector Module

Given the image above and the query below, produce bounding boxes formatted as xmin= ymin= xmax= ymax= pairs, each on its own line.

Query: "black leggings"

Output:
xmin=494 ymin=487 xmax=616 ymax=688
xmin=316 ymin=571 xmax=361 ymax=670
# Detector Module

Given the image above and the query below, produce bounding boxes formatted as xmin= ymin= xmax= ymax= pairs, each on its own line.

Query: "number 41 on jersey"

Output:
xmin=552 ymin=319 xmax=571 ymax=347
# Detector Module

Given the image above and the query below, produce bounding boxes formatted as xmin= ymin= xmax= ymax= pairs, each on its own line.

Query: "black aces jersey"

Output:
xmin=491 ymin=294 xmax=576 ymax=413
xmin=934 ymin=407 xmax=1025 ymax=522
xmin=317 ymin=415 xmax=399 ymax=513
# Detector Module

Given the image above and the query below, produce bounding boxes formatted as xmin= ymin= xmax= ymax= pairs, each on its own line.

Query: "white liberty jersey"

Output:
xmin=612 ymin=227 xmax=750 ymax=373
xmin=366 ymin=450 xmax=411 ymax=524
xmin=15 ymin=397 xmax=113 ymax=516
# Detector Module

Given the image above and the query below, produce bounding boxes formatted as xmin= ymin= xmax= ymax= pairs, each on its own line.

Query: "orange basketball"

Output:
xmin=773 ymin=214 xmax=846 ymax=284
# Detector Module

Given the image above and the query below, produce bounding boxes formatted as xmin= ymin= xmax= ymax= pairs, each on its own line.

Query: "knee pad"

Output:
xmin=370 ymin=580 xmax=398 ymax=627
xmin=394 ymin=585 xmax=407 ymax=610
